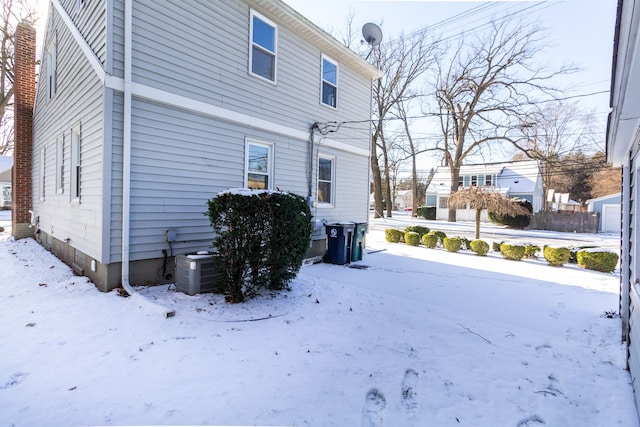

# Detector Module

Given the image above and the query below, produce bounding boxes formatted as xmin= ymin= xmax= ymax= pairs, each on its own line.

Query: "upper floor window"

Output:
xmin=317 ymin=155 xmax=334 ymax=205
xmin=246 ymin=140 xmax=273 ymax=190
xmin=485 ymin=174 xmax=493 ymax=186
xmin=250 ymin=11 xmax=277 ymax=82
xmin=321 ymin=56 xmax=338 ymax=108
xmin=56 ymin=136 xmax=64 ymax=194
xmin=46 ymin=40 xmax=57 ymax=99
xmin=39 ymin=147 xmax=46 ymax=201
xmin=471 ymin=175 xmax=478 ymax=186
xmin=70 ymin=127 xmax=81 ymax=202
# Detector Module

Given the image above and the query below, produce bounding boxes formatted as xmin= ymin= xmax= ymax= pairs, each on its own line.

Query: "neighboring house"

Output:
xmin=607 ymin=0 xmax=640 ymax=417
xmin=15 ymin=0 xmax=379 ymax=291
xmin=548 ymin=192 xmax=582 ymax=213
xmin=425 ymin=160 xmax=543 ymax=221
xmin=0 ymin=156 xmax=11 ymax=209
xmin=394 ymin=190 xmax=412 ymax=211
xmin=586 ymin=193 xmax=621 ymax=233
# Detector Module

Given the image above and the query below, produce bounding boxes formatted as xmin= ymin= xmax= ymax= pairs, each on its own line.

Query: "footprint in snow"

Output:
xmin=1 ymin=372 xmax=29 ymax=389
xmin=401 ymin=368 xmax=419 ymax=417
xmin=361 ymin=387 xmax=386 ymax=427
xmin=517 ymin=414 xmax=546 ymax=426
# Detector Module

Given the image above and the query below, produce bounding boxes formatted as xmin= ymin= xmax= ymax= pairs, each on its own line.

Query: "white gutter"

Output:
xmin=121 ymin=0 xmax=174 ymax=317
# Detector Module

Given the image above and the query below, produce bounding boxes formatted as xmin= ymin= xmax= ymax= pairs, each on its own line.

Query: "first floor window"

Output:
xmin=246 ymin=140 xmax=273 ymax=190
xmin=317 ymin=156 xmax=334 ymax=205
xmin=438 ymin=197 xmax=448 ymax=208
xmin=56 ymin=136 xmax=64 ymax=193
xmin=71 ymin=128 xmax=81 ymax=201
xmin=39 ymin=147 xmax=46 ymax=201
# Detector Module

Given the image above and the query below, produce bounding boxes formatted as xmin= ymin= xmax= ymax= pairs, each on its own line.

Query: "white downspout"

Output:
xmin=122 ymin=0 xmax=174 ymax=318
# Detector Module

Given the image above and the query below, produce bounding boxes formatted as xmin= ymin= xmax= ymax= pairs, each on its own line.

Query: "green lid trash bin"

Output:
xmin=351 ymin=222 xmax=368 ymax=262
xmin=325 ymin=222 xmax=355 ymax=265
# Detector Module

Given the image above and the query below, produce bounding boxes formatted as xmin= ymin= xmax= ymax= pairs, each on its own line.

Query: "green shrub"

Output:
xmin=488 ymin=198 xmax=533 ymax=228
xmin=405 ymin=225 xmax=430 ymax=237
xmin=429 ymin=230 xmax=447 ymax=246
xmin=404 ymin=231 xmax=421 ymax=246
xmin=570 ymin=246 xmax=598 ymax=263
xmin=0 ymin=226 xmax=4 ymax=233
xmin=524 ymin=244 xmax=540 ymax=259
xmin=385 ymin=228 xmax=404 ymax=243
xmin=206 ymin=190 xmax=312 ymax=303
xmin=460 ymin=237 xmax=471 ymax=251
xmin=416 ymin=206 xmax=436 ymax=220
xmin=500 ymin=242 xmax=526 ymax=261
xmin=576 ymin=249 xmax=619 ymax=273
xmin=470 ymin=239 xmax=490 ymax=256
xmin=421 ymin=233 xmax=438 ymax=248
xmin=543 ymin=245 xmax=571 ymax=266
xmin=492 ymin=241 xmax=504 ymax=252
xmin=443 ymin=237 xmax=462 ymax=253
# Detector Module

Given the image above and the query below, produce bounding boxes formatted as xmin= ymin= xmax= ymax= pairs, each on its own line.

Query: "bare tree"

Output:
xmin=369 ymin=31 xmax=440 ymax=218
xmin=513 ymin=101 xmax=599 ymax=208
xmin=433 ymin=18 xmax=573 ymax=221
xmin=0 ymin=0 xmax=38 ymax=155
xmin=449 ymin=186 xmax=530 ymax=239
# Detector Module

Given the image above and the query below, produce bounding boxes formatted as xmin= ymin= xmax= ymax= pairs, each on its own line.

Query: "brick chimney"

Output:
xmin=12 ymin=21 xmax=36 ymax=239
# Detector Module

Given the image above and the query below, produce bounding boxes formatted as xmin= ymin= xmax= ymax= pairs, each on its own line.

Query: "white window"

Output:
xmin=485 ymin=174 xmax=493 ymax=186
xmin=70 ymin=128 xmax=81 ymax=202
xmin=321 ymin=56 xmax=338 ymax=108
xmin=471 ymin=175 xmax=478 ymax=186
xmin=249 ymin=10 xmax=277 ymax=82
xmin=56 ymin=136 xmax=64 ymax=194
xmin=46 ymin=40 xmax=57 ymax=99
xmin=317 ymin=155 xmax=334 ymax=205
xmin=245 ymin=140 xmax=273 ymax=190
xmin=39 ymin=147 xmax=46 ymax=201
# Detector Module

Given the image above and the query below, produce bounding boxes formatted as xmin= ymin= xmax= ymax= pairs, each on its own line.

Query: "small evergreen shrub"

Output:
xmin=405 ymin=225 xmax=430 ymax=237
xmin=443 ymin=237 xmax=462 ymax=253
xmin=488 ymin=198 xmax=533 ymax=228
xmin=421 ymin=233 xmax=438 ymax=248
xmin=416 ymin=206 xmax=436 ymax=220
xmin=570 ymin=246 xmax=597 ymax=263
xmin=0 ymin=226 xmax=4 ymax=232
xmin=206 ymin=190 xmax=312 ymax=303
xmin=576 ymin=249 xmax=619 ymax=273
xmin=385 ymin=228 xmax=403 ymax=243
xmin=460 ymin=237 xmax=471 ymax=251
xmin=404 ymin=231 xmax=421 ymax=246
xmin=429 ymin=230 xmax=447 ymax=246
xmin=524 ymin=244 xmax=540 ymax=259
xmin=500 ymin=242 xmax=526 ymax=261
xmin=492 ymin=241 xmax=504 ymax=252
xmin=470 ymin=239 xmax=490 ymax=256
xmin=543 ymin=245 xmax=571 ymax=266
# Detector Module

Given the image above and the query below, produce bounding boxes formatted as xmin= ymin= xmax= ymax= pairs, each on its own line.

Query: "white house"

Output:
xmin=425 ymin=160 xmax=544 ymax=221
xmin=607 ymin=0 xmax=640 ymax=417
xmin=14 ymin=0 xmax=379 ymax=291
xmin=0 ymin=156 xmax=11 ymax=209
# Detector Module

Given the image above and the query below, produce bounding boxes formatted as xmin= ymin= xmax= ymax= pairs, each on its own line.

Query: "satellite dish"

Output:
xmin=362 ymin=23 xmax=383 ymax=46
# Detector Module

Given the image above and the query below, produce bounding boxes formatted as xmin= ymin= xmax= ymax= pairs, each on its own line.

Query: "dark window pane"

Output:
xmin=322 ymin=82 xmax=336 ymax=107
xmin=253 ymin=16 xmax=274 ymax=52
xmin=252 ymin=48 xmax=275 ymax=80
xmin=248 ymin=173 xmax=268 ymax=190
xmin=318 ymin=181 xmax=331 ymax=204
xmin=319 ymin=158 xmax=332 ymax=180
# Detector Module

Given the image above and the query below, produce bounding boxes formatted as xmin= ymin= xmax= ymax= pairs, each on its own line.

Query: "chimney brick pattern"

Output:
xmin=12 ymin=22 xmax=36 ymax=239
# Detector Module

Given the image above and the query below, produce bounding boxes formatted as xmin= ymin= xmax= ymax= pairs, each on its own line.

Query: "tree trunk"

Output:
xmin=448 ymin=166 xmax=460 ymax=222
xmin=371 ymin=134 xmax=384 ymax=218
xmin=475 ymin=208 xmax=481 ymax=240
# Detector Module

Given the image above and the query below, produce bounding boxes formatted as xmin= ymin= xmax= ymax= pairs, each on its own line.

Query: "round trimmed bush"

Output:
xmin=421 ymin=233 xmax=438 ymax=248
xmin=405 ymin=225 xmax=430 ymax=237
xmin=470 ymin=239 xmax=489 ymax=256
xmin=404 ymin=231 xmax=420 ymax=246
xmin=500 ymin=242 xmax=526 ymax=261
xmin=543 ymin=245 xmax=570 ymax=266
xmin=443 ymin=237 xmax=462 ymax=253
xmin=0 ymin=226 xmax=4 ymax=233
xmin=385 ymin=228 xmax=403 ymax=243
xmin=576 ymin=249 xmax=619 ymax=273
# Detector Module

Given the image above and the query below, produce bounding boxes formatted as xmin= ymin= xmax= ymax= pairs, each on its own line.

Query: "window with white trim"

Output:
xmin=321 ymin=56 xmax=338 ymax=108
xmin=245 ymin=140 xmax=273 ymax=190
xmin=39 ymin=147 xmax=46 ymax=201
xmin=70 ymin=128 xmax=81 ymax=201
xmin=317 ymin=155 xmax=334 ymax=205
xmin=56 ymin=136 xmax=64 ymax=193
xmin=46 ymin=40 xmax=57 ymax=99
xmin=249 ymin=11 xmax=277 ymax=82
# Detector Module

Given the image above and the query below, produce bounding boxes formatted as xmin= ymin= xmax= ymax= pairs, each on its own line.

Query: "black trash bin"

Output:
xmin=351 ymin=222 xmax=368 ymax=262
xmin=325 ymin=222 xmax=355 ymax=265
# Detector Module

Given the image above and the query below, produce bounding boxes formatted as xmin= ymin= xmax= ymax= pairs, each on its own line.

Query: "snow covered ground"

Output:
xmin=1 ymin=210 xmax=638 ymax=426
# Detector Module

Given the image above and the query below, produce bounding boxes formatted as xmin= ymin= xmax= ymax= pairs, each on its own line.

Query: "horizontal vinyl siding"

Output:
xmin=125 ymin=0 xmax=371 ymax=149
xmin=32 ymin=5 xmax=106 ymax=261
xmin=59 ymin=0 xmax=106 ymax=65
